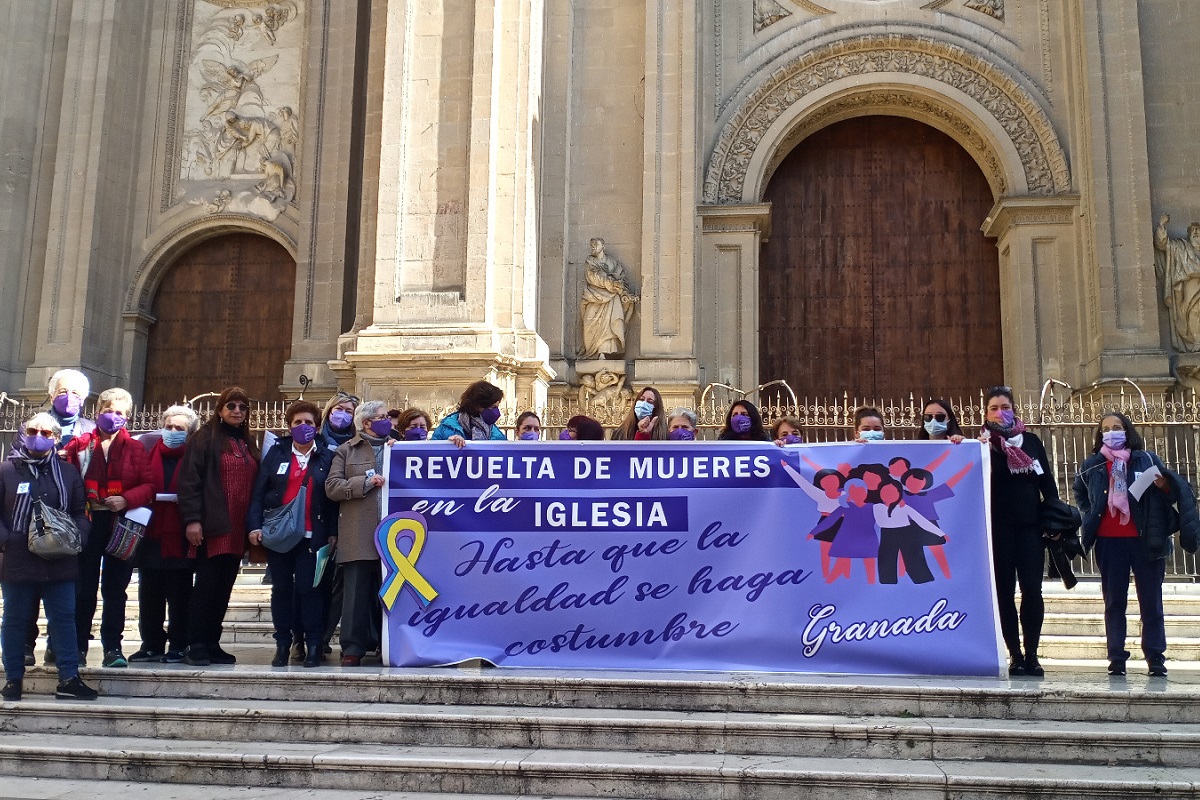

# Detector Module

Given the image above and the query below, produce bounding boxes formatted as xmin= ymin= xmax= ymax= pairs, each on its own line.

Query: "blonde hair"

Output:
xmin=96 ymin=387 xmax=134 ymax=413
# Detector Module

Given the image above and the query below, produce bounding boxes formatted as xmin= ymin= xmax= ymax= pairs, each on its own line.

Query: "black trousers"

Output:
xmin=1095 ymin=536 xmax=1167 ymax=662
xmin=187 ymin=552 xmax=241 ymax=649
xmin=75 ymin=510 xmax=135 ymax=653
xmin=138 ymin=565 xmax=194 ymax=653
xmin=266 ymin=538 xmax=323 ymax=648
xmin=339 ymin=560 xmax=381 ymax=657
xmin=992 ymin=522 xmax=1046 ymax=658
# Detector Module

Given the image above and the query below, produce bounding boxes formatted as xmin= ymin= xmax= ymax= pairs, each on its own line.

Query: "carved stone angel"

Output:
xmin=199 ymin=55 xmax=279 ymax=121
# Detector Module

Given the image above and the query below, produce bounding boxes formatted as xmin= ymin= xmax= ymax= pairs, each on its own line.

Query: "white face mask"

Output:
xmin=924 ymin=419 xmax=948 ymax=437
xmin=634 ymin=400 xmax=654 ymax=420
xmin=859 ymin=429 xmax=885 ymax=441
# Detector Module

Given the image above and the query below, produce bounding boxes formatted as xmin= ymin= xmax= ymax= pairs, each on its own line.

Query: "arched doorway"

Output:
xmin=143 ymin=233 xmax=296 ymax=405
xmin=759 ymin=115 xmax=1004 ymax=401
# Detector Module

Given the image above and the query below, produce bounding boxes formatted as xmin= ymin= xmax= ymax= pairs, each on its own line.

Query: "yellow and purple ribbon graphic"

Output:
xmin=374 ymin=512 xmax=438 ymax=611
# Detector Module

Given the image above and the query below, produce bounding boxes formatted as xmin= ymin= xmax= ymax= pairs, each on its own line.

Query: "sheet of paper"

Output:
xmin=155 ymin=493 xmax=178 ymax=502
xmin=124 ymin=506 xmax=153 ymax=525
xmin=1129 ymin=465 xmax=1162 ymax=501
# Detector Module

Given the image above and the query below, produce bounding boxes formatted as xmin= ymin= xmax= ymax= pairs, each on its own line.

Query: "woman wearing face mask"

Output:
xmin=916 ymin=399 xmax=965 ymax=444
xmin=45 ymin=369 xmax=95 ymax=449
xmin=667 ymin=408 xmax=699 ymax=441
xmin=177 ymin=386 xmax=261 ymax=667
xmin=718 ymin=400 xmax=770 ymax=441
xmin=980 ymin=386 xmax=1058 ymax=677
xmin=248 ymin=400 xmax=338 ymax=668
xmin=1073 ymin=412 xmax=1198 ymax=677
xmin=130 ymin=406 xmax=199 ymax=665
xmin=325 ymin=400 xmax=393 ymax=665
xmin=432 ymin=381 xmax=508 ymax=449
xmin=0 ymin=412 xmax=97 ymax=701
xmin=319 ymin=392 xmax=360 ymax=454
xmin=63 ymin=387 xmax=154 ymax=669
xmin=772 ymin=417 xmax=803 ymax=446
xmin=560 ymin=415 xmax=606 ymax=441
xmin=611 ymin=387 xmax=668 ymax=441
xmin=515 ymin=412 xmax=542 ymax=441
xmin=852 ymin=407 xmax=886 ymax=443
xmin=392 ymin=408 xmax=433 ymax=442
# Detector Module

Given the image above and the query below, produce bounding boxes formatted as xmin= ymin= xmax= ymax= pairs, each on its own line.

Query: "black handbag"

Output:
xmin=27 ymin=499 xmax=83 ymax=561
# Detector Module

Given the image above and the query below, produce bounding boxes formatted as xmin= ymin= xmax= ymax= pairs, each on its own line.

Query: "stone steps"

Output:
xmin=0 ymin=778 xmax=541 ymax=800
xmin=3 ymin=668 xmax=1200 ymax=798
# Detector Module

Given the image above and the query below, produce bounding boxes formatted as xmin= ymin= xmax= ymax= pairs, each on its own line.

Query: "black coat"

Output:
xmin=1074 ymin=450 xmax=1200 ymax=558
xmin=247 ymin=437 xmax=338 ymax=543
xmin=989 ymin=431 xmax=1059 ymax=529
xmin=0 ymin=458 xmax=91 ymax=583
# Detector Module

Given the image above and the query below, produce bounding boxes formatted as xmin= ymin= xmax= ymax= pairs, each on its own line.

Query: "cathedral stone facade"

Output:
xmin=1 ymin=1 xmax=1196 ymax=408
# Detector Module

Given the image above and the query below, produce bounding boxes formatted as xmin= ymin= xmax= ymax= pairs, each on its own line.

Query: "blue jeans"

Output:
xmin=3 ymin=581 xmax=80 ymax=681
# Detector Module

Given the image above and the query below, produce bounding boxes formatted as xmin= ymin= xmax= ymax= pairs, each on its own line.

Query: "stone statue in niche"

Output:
xmin=1154 ymin=214 xmax=1200 ymax=353
xmin=579 ymin=238 xmax=639 ymax=360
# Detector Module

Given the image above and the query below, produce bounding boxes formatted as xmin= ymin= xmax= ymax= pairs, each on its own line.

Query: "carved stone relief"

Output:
xmin=703 ymin=34 xmax=1070 ymax=204
xmin=753 ymin=0 xmax=792 ymax=32
xmin=964 ymin=0 xmax=1004 ymax=21
xmin=177 ymin=0 xmax=302 ymax=222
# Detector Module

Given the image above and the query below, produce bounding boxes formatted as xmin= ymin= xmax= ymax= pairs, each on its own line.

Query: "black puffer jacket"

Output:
xmin=1073 ymin=450 xmax=1200 ymax=558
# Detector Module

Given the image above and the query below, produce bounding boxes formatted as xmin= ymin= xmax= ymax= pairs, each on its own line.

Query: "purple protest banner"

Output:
xmin=375 ymin=441 xmax=1004 ymax=676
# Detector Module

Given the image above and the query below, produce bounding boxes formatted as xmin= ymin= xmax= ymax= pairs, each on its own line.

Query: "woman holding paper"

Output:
xmin=981 ymin=386 xmax=1058 ymax=677
xmin=1073 ymin=412 xmax=1191 ymax=677
xmin=248 ymin=400 xmax=337 ymax=668
xmin=130 ymin=405 xmax=200 ymax=664
xmin=63 ymin=387 xmax=154 ymax=669
xmin=325 ymin=400 xmax=392 ymax=666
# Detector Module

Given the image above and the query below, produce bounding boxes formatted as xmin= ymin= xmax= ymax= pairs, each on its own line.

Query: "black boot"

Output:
xmin=1148 ymin=655 xmax=1168 ymax=677
xmin=1007 ymin=652 xmax=1027 ymax=676
xmin=271 ymin=645 xmax=289 ymax=667
xmin=1024 ymin=654 xmax=1044 ymax=677
xmin=1107 ymin=660 xmax=1126 ymax=676
xmin=1 ymin=680 xmax=22 ymax=701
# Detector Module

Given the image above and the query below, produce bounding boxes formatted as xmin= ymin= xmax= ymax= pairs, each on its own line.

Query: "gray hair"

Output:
xmin=355 ymin=400 xmax=387 ymax=430
xmin=96 ymin=387 xmax=134 ymax=413
xmin=24 ymin=411 xmax=62 ymax=439
xmin=160 ymin=404 xmax=199 ymax=432
xmin=48 ymin=368 xmax=89 ymax=398
xmin=667 ymin=407 xmax=697 ymax=429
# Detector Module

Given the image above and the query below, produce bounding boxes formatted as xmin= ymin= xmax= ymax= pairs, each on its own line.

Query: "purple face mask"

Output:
xmin=25 ymin=433 xmax=56 ymax=454
xmin=53 ymin=393 xmax=83 ymax=418
xmin=368 ymin=418 xmax=393 ymax=438
xmin=519 ymin=431 xmax=540 ymax=441
xmin=731 ymin=414 xmax=751 ymax=434
xmin=480 ymin=406 xmax=502 ymax=426
xmin=783 ymin=433 xmax=802 ymax=445
xmin=558 ymin=429 xmax=574 ymax=440
xmin=997 ymin=409 xmax=1015 ymax=427
xmin=291 ymin=422 xmax=317 ymax=444
xmin=329 ymin=409 xmax=353 ymax=430
xmin=669 ymin=428 xmax=695 ymax=441
xmin=403 ymin=426 xmax=428 ymax=441
xmin=96 ymin=411 xmax=126 ymax=435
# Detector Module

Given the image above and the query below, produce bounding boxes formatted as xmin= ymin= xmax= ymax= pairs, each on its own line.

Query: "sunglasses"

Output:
xmin=224 ymin=402 xmax=249 ymax=412
xmin=25 ymin=428 xmax=56 ymax=437
xmin=335 ymin=391 xmax=361 ymax=405
xmin=922 ymin=413 xmax=948 ymax=423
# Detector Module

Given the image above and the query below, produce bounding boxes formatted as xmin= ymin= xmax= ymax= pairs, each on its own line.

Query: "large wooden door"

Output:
xmin=759 ymin=116 xmax=1004 ymax=401
xmin=143 ymin=233 xmax=296 ymax=405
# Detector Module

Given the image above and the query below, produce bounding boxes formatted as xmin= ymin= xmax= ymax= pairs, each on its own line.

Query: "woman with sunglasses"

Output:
xmin=1 ymin=412 xmax=96 ymax=701
xmin=325 ymin=400 xmax=393 ymax=665
xmin=981 ymin=386 xmax=1058 ymax=677
xmin=63 ymin=387 xmax=154 ymax=669
xmin=916 ymin=400 xmax=965 ymax=444
xmin=177 ymin=387 xmax=261 ymax=667
xmin=1073 ymin=411 xmax=1198 ymax=677
xmin=432 ymin=381 xmax=507 ymax=447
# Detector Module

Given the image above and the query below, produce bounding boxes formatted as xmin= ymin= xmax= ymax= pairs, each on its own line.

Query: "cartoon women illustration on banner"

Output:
xmin=810 ymin=478 xmax=880 ymax=584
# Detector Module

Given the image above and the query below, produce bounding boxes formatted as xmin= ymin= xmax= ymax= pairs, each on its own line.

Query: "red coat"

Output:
xmin=63 ymin=428 xmax=154 ymax=511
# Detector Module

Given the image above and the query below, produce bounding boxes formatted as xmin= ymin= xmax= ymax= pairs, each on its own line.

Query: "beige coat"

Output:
xmin=325 ymin=435 xmax=384 ymax=564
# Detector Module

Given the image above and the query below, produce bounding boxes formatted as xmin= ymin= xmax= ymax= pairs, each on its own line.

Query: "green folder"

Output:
xmin=313 ymin=543 xmax=333 ymax=587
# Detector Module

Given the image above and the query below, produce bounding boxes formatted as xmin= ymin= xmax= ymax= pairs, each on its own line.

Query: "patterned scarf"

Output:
xmin=1100 ymin=444 xmax=1132 ymax=525
xmin=457 ymin=411 xmax=492 ymax=441
xmin=982 ymin=416 xmax=1037 ymax=474
xmin=6 ymin=445 xmax=69 ymax=533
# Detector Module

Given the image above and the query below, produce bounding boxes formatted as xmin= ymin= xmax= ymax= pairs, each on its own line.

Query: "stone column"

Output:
xmin=1066 ymin=0 xmax=1171 ymax=387
xmin=695 ymin=203 xmax=771 ymax=393
xmin=331 ymin=0 xmax=553 ymax=412
xmin=630 ymin=0 xmax=699 ymax=406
